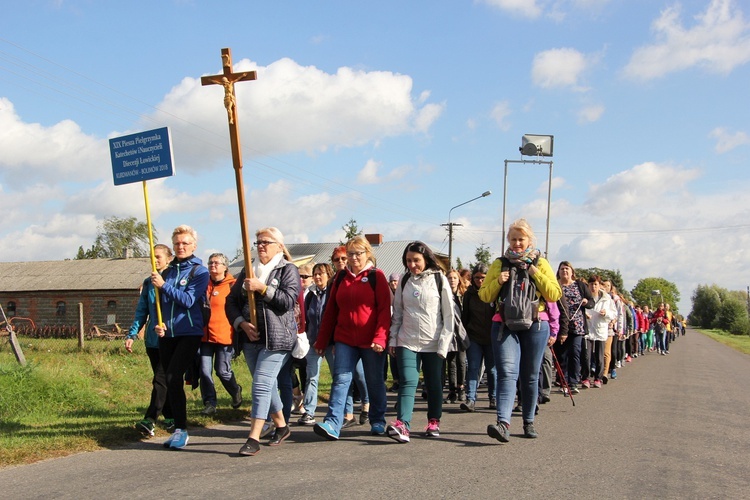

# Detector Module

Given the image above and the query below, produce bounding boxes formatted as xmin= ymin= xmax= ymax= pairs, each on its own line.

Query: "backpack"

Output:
xmin=400 ymin=271 xmax=442 ymax=295
xmin=188 ymin=264 xmax=211 ymax=326
xmin=334 ymin=268 xmax=378 ymax=292
xmin=498 ymin=256 xmax=539 ymax=331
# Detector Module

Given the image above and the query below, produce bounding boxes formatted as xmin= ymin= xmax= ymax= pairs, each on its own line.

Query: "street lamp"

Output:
xmin=502 ymin=134 xmax=554 ymax=256
xmin=650 ymin=289 xmax=661 ymax=309
xmin=443 ymin=191 xmax=492 ymax=269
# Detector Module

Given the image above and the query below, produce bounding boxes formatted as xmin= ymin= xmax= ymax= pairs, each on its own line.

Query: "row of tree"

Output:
xmin=689 ymin=284 xmax=750 ymax=335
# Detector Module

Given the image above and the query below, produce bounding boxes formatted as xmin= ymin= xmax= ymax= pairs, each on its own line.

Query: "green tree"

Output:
xmin=455 ymin=257 xmax=464 ymax=270
xmin=631 ymin=277 xmax=680 ymax=312
xmin=689 ymin=284 xmax=723 ymax=328
xmin=714 ymin=297 xmax=750 ymax=335
xmin=473 ymin=243 xmax=491 ymax=268
xmin=75 ymin=216 xmax=155 ymax=259
xmin=339 ymin=218 xmax=362 ymax=245
xmin=577 ymin=267 xmax=625 ymax=295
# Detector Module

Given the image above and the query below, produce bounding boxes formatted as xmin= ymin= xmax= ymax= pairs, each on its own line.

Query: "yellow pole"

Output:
xmin=142 ymin=180 xmax=163 ymax=325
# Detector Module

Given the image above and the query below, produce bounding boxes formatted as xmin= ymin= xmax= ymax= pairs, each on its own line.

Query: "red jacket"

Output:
xmin=651 ymin=308 xmax=669 ymax=326
xmin=202 ymin=273 xmax=236 ymax=345
xmin=314 ymin=265 xmax=392 ymax=350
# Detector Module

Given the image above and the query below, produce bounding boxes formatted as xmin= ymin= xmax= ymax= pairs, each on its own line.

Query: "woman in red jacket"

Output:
xmin=312 ymin=235 xmax=391 ymax=440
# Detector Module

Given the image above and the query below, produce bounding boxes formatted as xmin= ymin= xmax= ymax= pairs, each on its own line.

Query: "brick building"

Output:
xmin=0 ymin=258 xmax=152 ymax=333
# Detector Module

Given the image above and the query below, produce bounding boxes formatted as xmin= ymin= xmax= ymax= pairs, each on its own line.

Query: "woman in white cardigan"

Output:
xmin=585 ymin=275 xmax=617 ymax=388
xmin=387 ymin=241 xmax=453 ymax=443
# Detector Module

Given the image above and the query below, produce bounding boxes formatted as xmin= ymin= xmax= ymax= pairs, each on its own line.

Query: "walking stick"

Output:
xmin=551 ymin=347 xmax=575 ymax=407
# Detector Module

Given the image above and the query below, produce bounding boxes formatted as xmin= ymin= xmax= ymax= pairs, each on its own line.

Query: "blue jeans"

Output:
xmin=304 ymin=346 xmax=362 ymax=417
xmin=492 ymin=320 xmax=549 ymax=425
xmin=304 ymin=346 xmax=333 ymax=416
xmin=243 ymin=344 xmax=289 ymax=421
xmin=278 ymin=356 xmax=294 ymax=423
xmin=199 ymin=342 xmax=239 ymax=406
xmin=466 ymin=340 xmax=496 ymax=403
xmin=323 ymin=342 xmax=386 ymax=432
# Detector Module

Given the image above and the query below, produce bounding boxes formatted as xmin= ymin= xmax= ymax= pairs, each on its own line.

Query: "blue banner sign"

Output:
xmin=110 ymin=127 xmax=175 ymax=185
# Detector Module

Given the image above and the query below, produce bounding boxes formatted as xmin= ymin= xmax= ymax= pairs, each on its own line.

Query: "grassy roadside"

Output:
xmin=698 ymin=328 xmax=750 ymax=355
xmin=0 ymin=338 xmax=332 ymax=469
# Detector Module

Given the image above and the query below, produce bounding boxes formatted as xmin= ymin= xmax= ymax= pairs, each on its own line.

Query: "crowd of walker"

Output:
xmin=125 ymin=219 xmax=685 ymax=454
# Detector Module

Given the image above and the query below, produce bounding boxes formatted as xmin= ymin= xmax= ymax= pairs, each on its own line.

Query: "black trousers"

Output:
xmin=145 ymin=347 xmax=173 ymax=421
xmin=159 ymin=335 xmax=202 ymax=430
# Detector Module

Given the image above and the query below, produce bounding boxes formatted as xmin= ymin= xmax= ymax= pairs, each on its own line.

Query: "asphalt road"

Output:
xmin=2 ymin=328 xmax=749 ymax=499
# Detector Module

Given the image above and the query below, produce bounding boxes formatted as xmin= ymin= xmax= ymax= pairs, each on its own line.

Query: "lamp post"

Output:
xmin=650 ymin=289 xmax=661 ymax=309
xmin=502 ymin=134 xmax=554 ymax=256
xmin=442 ymin=190 xmax=492 ymax=269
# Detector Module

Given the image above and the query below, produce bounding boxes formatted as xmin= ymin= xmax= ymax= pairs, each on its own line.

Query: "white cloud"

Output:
xmin=0 ymin=98 xmax=109 ymax=187
xmin=479 ymin=0 xmax=543 ymax=18
xmin=623 ymin=0 xmax=750 ymax=81
xmin=585 ymin=161 xmax=701 ymax=212
xmin=531 ymin=48 xmax=592 ymax=90
xmin=490 ymin=101 xmax=512 ymax=130
xmin=577 ymin=104 xmax=605 ymax=123
xmin=356 ymin=159 xmax=410 ymax=185
xmin=709 ymin=127 xmax=750 ymax=153
xmin=479 ymin=0 xmax=612 ymax=20
xmin=146 ymin=57 xmax=443 ymax=173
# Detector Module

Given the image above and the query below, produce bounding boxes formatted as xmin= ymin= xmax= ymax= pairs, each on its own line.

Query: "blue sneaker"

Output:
xmin=169 ymin=428 xmax=189 ymax=449
xmin=370 ymin=422 xmax=386 ymax=435
xmin=313 ymin=421 xmax=339 ymax=441
xmin=162 ymin=431 xmax=175 ymax=448
xmin=610 ymin=369 xmax=617 ymax=380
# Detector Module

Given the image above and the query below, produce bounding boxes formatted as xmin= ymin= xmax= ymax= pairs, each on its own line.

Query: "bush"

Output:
xmin=728 ymin=315 xmax=750 ymax=336
xmin=714 ymin=298 xmax=748 ymax=332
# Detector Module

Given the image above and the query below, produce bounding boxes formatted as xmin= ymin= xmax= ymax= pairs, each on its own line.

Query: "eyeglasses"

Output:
xmin=300 ymin=274 xmax=312 ymax=279
xmin=173 ymin=241 xmax=194 ymax=247
xmin=346 ymin=250 xmax=366 ymax=258
xmin=473 ymin=275 xmax=486 ymax=281
xmin=208 ymin=261 xmax=224 ymax=266
xmin=332 ymin=256 xmax=347 ymax=262
xmin=255 ymin=240 xmax=277 ymax=247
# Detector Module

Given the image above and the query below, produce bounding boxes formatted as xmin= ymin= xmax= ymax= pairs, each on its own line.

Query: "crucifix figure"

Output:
xmin=201 ymin=47 xmax=259 ymax=326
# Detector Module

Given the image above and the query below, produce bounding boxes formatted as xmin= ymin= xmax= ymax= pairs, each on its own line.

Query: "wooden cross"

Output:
xmin=201 ymin=47 xmax=258 ymax=326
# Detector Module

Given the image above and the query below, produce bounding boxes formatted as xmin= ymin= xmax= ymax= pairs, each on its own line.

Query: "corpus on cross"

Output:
xmin=201 ymin=47 xmax=258 ymax=326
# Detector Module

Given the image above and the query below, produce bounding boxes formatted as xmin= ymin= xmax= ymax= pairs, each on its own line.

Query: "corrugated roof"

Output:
xmin=228 ymin=240 xmax=446 ymax=279
xmin=0 ymin=258 xmax=152 ymax=292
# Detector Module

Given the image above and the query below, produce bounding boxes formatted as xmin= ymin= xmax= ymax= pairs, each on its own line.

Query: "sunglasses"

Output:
xmin=300 ymin=274 xmax=312 ymax=279
xmin=332 ymin=256 xmax=347 ymax=262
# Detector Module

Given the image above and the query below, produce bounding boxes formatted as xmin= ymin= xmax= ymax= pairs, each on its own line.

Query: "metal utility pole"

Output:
xmin=443 ymin=191 xmax=491 ymax=268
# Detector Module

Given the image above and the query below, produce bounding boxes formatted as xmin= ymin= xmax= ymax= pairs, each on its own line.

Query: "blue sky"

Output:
xmin=1 ymin=0 xmax=749 ymax=313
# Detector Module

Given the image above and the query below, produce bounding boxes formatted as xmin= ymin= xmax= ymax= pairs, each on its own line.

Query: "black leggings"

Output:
xmin=145 ymin=347 xmax=172 ymax=421
xmin=159 ymin=335 xmax=202 ymax=430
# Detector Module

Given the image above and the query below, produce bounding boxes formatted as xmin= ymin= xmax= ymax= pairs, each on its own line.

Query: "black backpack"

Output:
xmin=188 ymin=264 xmax=211 ymax=326
xmin=400 ymin=271 xmax=442 ymax=295
xmin=498 ymin=256 xmax=539 ymax=331
xmin=334 ymin=268 xmax=378 ymax=292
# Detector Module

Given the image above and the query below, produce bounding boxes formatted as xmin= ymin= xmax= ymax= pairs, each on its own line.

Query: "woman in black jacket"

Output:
xmin=226 ymin=227 xmax=300 ymax=456
xmin=460 ymin=264 xmax=497 ymax=412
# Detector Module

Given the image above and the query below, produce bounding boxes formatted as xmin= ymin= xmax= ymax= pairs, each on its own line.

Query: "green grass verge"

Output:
xmin=0 ymin=338 xmax=332 ymax=468
xmin=698 ymin=328 xmax=750 ymax=355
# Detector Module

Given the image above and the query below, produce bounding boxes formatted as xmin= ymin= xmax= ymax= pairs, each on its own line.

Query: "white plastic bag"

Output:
xmin=291 ymin=332 xmax=310 ymax=359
